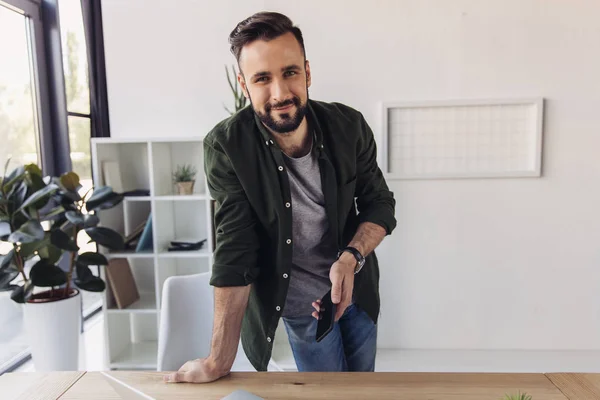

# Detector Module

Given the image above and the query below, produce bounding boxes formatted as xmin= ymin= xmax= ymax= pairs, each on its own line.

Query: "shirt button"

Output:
xmin=286 ymin=239 xmax=291 ymax=244
xmin=269 ymin=140 xmax=274 ymax=145
xmin=285 ymin=202 xmax=291 ymax=208
xmin=267 ymin=337 xmax=272 ymax=343
xmin=278 ymin=166 xmax=284 ymax=171
xmin=283 ymin=273 xmax=288 ymax=279
xmin=276 ymin=306 xmax=281 ymax=311
xmin=265 ymin=140 xmax=269 ymax=145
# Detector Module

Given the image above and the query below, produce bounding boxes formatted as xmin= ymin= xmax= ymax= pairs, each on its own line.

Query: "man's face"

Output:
xmin=238 ymin=32 xmax=311 ymax=135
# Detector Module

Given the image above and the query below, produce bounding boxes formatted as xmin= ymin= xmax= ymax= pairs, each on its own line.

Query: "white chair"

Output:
xmin=157 ymin=272 xmax=282 ymax=372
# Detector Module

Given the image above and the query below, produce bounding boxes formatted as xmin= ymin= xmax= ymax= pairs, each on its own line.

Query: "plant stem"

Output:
xmin=64 ymin=225 xmax=78 ymax=297
xmin=14 ymin=246 xmax=27 ymax=282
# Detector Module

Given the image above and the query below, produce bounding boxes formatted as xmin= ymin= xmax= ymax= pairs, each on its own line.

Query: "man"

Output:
xmin=165 ymin=11 xmax=395 ymax=383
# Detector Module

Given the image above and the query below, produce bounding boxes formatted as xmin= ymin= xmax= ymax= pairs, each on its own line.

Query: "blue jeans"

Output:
xmin=282 ymin=303 xmax=377 ymax=372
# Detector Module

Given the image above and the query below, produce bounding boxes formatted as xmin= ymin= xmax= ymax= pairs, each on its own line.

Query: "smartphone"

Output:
xmin=315 ymin=289 xmax=336 ymax=342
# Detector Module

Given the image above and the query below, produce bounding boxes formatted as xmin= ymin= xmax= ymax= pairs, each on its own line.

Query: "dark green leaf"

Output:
xmin=65 ymin=210 xmax=84 ymax=225
xmin=0 ymin=221 xmax=10 ymax=237
xmin=8 ymin=220 xmax=44 ymax=243
xmin=11 ymin=282 xmax=33 ymax=303
xmin=41 ymin=206 xmax=65 ymax=221
xmin=62 ymin=190 xmax=82 ymax=202
xmin=50 ymin=229 xmax=79 ymax=251
xmin=0 ymin=249 xmax=15 ymax=272
xmin=15 ymin=182 xmax=28 ymax=209
xmin=85 ymin=227 xmax=124 ymax=250
xmin=20 ymin=232 xmax=50 ymax=258
xmin=37 ymin=242 xmax=64 ymax=265
xmin=3 ymin=165 xmax=25 ymax=192
xmin=74 ymin=275 xmax=105 ymax=292
xmin=30 ymin=259 xmax=67 ymax=287
xmin=83 ymin=214 xmax=99 ymax=228
xmin=60 ymin=172 xmax=80 ymax=192
xmin=0 ymin=269 xmax=18 ymax=287
xmin=77 ymin=252 xmax=108 ymax=266
xmin=25 ymin=169 xmax=45 ymax=192
xmin=86 ymin=187 xmax=123 ymax=211
xmin=0 ymin=284 xmax=18 ymax=292
xmin=17 ymin=183 xmax=59 ymax=212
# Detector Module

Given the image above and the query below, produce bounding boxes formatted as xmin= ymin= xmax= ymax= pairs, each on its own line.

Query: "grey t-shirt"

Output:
xmin=281 ymin=144 xmax=338 ymax=317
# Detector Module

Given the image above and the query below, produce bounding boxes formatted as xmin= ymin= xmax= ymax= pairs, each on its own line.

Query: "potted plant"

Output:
xmin=173 ymin=164 xmax=197 ymax=195
xmin=223 ymin=64 xmax=247 ymax=115
xmin=0 ymin=161 xmax=124 ymax=371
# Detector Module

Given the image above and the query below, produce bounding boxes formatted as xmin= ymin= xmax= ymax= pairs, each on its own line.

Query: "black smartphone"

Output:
xmin=315 ymin=289 xmax=336 ymax=342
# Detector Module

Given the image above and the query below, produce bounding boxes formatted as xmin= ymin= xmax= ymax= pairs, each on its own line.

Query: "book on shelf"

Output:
xmin=105 ymin=258 xmax=140 ymax=309
xmin=135 ymin=214 xmax=153 ymax=252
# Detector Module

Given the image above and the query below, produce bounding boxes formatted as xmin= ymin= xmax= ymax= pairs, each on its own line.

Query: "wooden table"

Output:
xmin=2 ymin=371 xmax=600 ymax=400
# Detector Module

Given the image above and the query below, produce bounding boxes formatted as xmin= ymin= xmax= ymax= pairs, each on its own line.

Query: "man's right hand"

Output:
xmin=163 ymin=357 xmax=229 ymax=383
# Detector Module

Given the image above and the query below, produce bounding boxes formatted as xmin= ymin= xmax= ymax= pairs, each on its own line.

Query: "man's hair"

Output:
xmin=229 ymin=12 xmax=306 ymax=63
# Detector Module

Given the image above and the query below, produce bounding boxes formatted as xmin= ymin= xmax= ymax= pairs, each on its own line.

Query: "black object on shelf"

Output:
xmin=167 ymin=239 xmax=207 ymax=252
xmin=122 ymin=189 xmax=151 ymax=197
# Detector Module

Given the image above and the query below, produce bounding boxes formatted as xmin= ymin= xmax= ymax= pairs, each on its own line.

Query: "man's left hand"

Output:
xmin=328 ymin=253 xmax=356 ymax=321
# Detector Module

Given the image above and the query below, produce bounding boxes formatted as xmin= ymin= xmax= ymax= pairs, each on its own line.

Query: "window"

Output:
xmin=0 ymin=0 xmax=109 ymax=373
xmin=0 ymin=4 xmax=41 ymax=171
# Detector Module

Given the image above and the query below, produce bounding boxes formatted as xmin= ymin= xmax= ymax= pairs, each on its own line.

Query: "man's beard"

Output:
xmin=251 ymin=95 xmax=308 ymax=135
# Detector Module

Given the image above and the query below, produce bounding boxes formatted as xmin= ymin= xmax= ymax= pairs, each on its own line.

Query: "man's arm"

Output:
xmin=165 ymin=286 xmax=250 ymax=383
xmin=316 ymin=112 xmax=396 ymax=321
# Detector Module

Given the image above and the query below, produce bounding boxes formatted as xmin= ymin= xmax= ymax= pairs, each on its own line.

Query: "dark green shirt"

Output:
xmin=203 ymin=100 xmax=396 ymax=371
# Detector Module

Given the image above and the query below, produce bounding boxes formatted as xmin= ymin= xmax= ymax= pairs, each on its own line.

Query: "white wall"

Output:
xmin=102 ymin=0 xmax=600 ymax=351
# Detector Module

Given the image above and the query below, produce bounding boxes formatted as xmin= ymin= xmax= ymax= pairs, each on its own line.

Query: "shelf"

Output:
xmin=105 ymin=250 xmax=154 ymax=259
xmin=124 ymin=196 xmax=151 ymax=201
xmin=154 ymin=194 xmax=208 ymax=201
xmin=157 ymin=248 xmax=211 ymax=258
xmin=106 ymin=292 xmax=157 ymax=314
xmin=109 ymin=341 xmax=158 ymax=369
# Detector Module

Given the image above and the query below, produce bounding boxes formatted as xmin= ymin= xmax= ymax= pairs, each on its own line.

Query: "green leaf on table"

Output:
xmin=30 ymin=259 xmax=67 ymax=287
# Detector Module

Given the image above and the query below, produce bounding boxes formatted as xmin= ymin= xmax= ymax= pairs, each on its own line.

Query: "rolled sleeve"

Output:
xmin=355 ymin=114 xmax=397 ymax=235
xmin=204 ymin=136 xmax=261 ymax=287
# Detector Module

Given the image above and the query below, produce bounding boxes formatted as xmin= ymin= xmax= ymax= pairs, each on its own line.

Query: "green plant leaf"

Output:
xmin=41 ymin=206 xmax=65 ymax=221
xmin=17 ymin=183 xmax=59 ymax=212
xmin=0 ymin=269 xmax=19 ymax=287
xmin=0 ymin=249 xmax=15 ymax=272
xmin=76 ymin=252 xmax=108 ymax=266
xmin=86 ymin=188 xmax=123 ymax=211
xmin=0 ymin=221 xmax=11 ymax=237
xmin=0 ymin=284 xmax=18 ymax=292
xmin=30 ymin=259 xmax=67 ymax=287
xmin=3 ymin=165 xmax=25 ymax=192
xmin=38 ymin=245 xmax=64 ymax=265
xmin=83 ymin=214 xmax=99 ymax=228
xmin=74 ymin=274 xmax=105 ymax=292
xmin=10 ymin=282 xmax=33 ymax=303
xmin=84 ymin=227 xmax=124 ymax=250
xmin=65 ymin=210 xmax=85 ymax=225
xmin=60 ymin=171 xmax=80 ymax=192
xmin=8 ymin=220 xmax=44 ymax=243
xmin=50 ymin=229 xmax=79 ymax=251
xmin=24 ymin=168 xmax=45 ymax=193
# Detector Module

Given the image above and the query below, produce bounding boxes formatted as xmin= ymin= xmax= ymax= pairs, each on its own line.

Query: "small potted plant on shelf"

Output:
xmin=0 ymin=161 xmax=125 ymax=371
xmin=173 ymin=163 xmax=197 ymax=195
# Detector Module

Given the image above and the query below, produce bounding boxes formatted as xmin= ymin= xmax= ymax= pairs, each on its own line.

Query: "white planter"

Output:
xmin=23 ymin=289 xmax=81 ymax=371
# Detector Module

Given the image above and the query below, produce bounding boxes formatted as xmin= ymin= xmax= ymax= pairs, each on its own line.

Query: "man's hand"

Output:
xmin=312 ymin=253 xmax=356 ymax=321
xmin=163 ymin=357 xmax=229 ymax=383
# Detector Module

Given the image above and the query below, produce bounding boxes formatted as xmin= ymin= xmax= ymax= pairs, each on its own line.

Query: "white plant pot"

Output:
xmin=23 ymin=288 xmax=81 ymax=371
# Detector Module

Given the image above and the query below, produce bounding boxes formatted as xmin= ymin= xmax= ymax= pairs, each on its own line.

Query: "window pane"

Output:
xmin=59 ymin=0 xmax=90 ymax=115
xmin=0 ymin=5 xmax=41 ymax=172
xmin=68 ymin=115 xmax=91 ymax=185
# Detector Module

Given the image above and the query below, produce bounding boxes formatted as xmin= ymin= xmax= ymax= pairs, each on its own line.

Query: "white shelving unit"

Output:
xmin=91 ymin=138 xmax=213 ymax=370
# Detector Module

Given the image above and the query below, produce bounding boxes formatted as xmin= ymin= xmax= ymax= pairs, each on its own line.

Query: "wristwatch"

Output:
xmin=337 ymin=246 xmax=366 ymax=274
